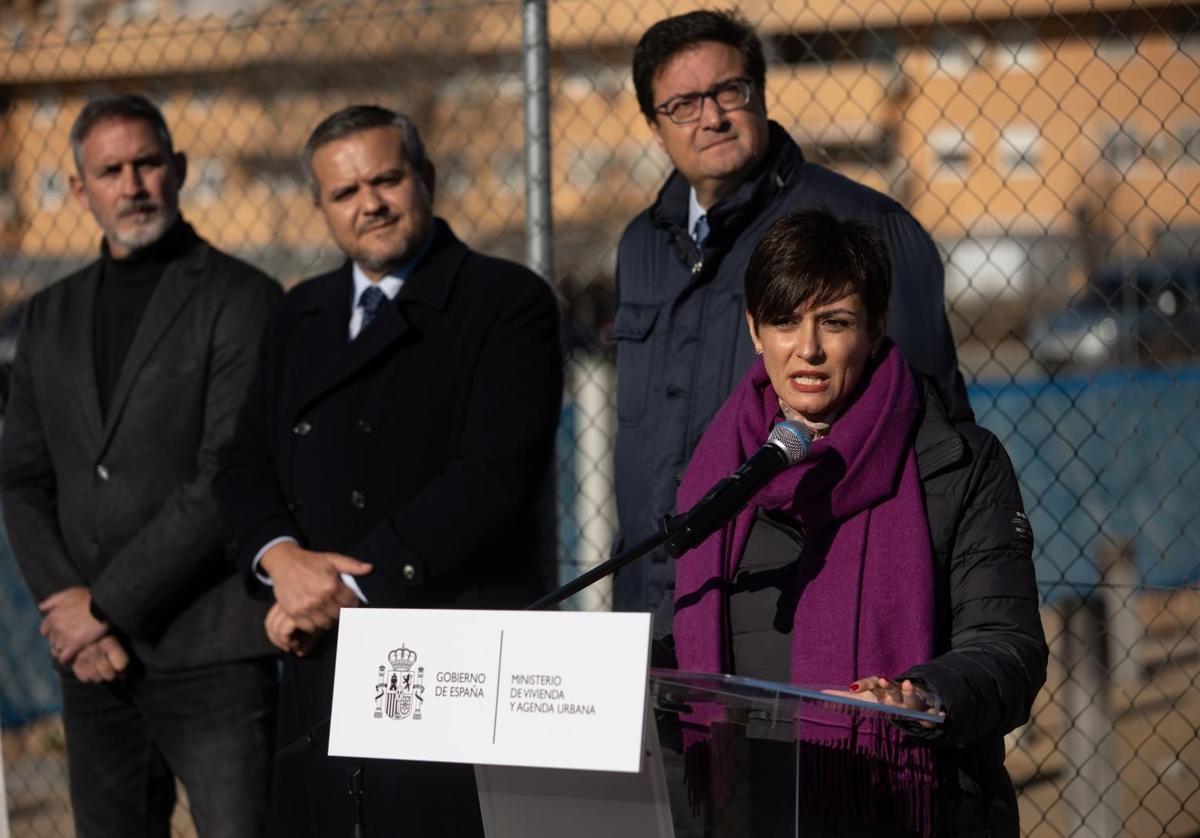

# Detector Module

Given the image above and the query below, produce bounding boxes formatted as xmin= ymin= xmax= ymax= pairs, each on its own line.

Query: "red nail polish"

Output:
xmin=849 ymin=683 xmax=860 ymax=692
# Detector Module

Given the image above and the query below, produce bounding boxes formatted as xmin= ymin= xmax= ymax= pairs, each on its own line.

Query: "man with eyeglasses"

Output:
xmin=612 ymin=10 xmax=962 ymax=615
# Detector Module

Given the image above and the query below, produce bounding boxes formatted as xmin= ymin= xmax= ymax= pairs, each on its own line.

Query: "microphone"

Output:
xmin=664 ymin=420 xmax=812 ymax=558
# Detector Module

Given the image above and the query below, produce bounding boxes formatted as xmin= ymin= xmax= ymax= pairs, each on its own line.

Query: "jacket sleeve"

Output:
xmin=0 ymin=301 xmax=90 ymax=601
xmin=213 ymin=297 xmax=303 ymax=595
xmin=352 ymin=274 xmax=563 ymax=601
xmin=878 ymin=211 xmax=959 ymax=390
xmin=899 ymin=430 xmax=1048 ymax=746
xmin=88 ymin=275 xmax=282 ymax=637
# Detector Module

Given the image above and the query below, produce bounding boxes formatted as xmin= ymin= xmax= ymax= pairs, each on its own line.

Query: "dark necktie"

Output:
xmin=358 ymin=285 xmax=387 ymax=334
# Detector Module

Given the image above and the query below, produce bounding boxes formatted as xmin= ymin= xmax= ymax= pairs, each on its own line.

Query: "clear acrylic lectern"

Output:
xmin=475 ymin=668 xmax=942 ymax=838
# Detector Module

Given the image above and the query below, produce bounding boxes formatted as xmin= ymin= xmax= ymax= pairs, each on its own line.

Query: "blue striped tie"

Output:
xmin=358 ymin=285 xmax=387 ymax=333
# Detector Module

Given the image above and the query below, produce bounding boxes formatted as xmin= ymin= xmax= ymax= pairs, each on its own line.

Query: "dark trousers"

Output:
xmin=60 ymin=656 xmax=277 ymax=838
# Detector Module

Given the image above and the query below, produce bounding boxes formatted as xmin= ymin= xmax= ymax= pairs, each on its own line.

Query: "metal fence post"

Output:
xmin=521 ymin=0 xmax=553 ymax=281
xmin=1061 ymin=595 xmax=1118 ymax=838
xmin=569 ymin=356 xmax=616 ymax=611
xmin=0 ymin=714 xmax=9 ymax=838
xmin=1098 ymin=539 xmax=1143 ymax=686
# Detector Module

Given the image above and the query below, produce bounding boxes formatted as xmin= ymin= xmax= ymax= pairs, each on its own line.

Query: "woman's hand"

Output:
xmin=848 ymin=676 xmax=944 ymax=728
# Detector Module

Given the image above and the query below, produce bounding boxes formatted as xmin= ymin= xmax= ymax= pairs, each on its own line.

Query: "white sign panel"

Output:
xmin=329 ymin=609 xmax=652 ymax=773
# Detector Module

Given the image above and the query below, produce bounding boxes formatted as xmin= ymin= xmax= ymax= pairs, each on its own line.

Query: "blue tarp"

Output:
xmin=0 ymin=525 xmax=61 ymax=728
xmin=969 ymin=365 xmax=1200 ymax=599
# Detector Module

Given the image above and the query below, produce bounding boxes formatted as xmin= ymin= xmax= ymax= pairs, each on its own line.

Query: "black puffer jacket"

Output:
xmin=653 ymin=377 xmax=1047 ymax=836
xmin=897 ymin=378 xmax=1047 ymax=837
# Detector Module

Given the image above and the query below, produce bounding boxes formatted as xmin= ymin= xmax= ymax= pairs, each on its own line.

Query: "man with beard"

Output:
xmin=214 ymin=105 xmax=561 ymax=836
xmin=0 ymin=95 xmax=280 ymax=838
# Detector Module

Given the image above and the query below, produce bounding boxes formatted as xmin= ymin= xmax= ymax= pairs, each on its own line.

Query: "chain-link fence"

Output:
xmin=2 ymin=0 xmax=1198 ymax=835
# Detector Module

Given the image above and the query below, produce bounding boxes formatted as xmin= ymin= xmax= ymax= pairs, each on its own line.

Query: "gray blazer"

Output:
xmin=0 ymin=224 xmax=280 ymax=670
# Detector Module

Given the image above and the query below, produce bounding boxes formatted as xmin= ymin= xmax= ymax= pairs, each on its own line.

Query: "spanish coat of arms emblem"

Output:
xmin=374 ymin=645 xmax=424 ymax=721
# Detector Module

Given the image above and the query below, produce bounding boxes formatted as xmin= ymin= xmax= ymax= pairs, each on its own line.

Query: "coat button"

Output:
xmin=350 ymin=491 xmax=366 ymax=509
xmin=96 ymin=464 xmax=110 ymax=481
xmin=402 ymin=564 xmax=417 ymax=581
xmin=356 ymin=419 xmax=372 ymax=434
xmin=293 ymin=421 xmax=312 ymax=436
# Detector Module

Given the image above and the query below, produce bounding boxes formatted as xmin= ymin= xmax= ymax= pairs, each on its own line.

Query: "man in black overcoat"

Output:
xmin=0 ymin=95 xmax=281 ymax=838
xmin=214 ymin=105 xmax=563 ymax=837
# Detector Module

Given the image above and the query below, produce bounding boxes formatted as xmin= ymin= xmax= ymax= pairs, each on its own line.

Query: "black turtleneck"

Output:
xmin=94 ymin=220 xmax=189 ymax=419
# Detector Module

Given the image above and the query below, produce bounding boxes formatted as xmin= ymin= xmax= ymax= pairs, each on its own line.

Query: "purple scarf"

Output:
xmin=673 ymin=340 xmax=937 ymax=832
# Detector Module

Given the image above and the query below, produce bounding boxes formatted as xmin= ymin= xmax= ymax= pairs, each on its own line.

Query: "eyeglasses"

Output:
xmin=653 ymin=77 xmax=755 ymax=125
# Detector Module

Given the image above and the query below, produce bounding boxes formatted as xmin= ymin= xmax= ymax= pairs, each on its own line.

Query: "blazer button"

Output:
xmin=96 ymin=464 xmax=111 ymax=481
xmin=402 ymin=563 xmax=417 ymax=581
xmin=356 ymin=419 xmax=372 ymax=434
xmin=293 ymin=421 xmax=312 ymax=436
xmin=350 ymin=490 xmax=366 ymax=509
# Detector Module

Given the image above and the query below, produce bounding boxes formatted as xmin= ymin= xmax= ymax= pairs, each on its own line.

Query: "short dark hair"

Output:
xmin=744 ymin=207 xmax=891 ymax=335
xmin=632 ymin=9 xmax=767 ymax=121
xmin=302 ymin=105 xmax=428 ymax=195
xmin=70 ymin=94 xmax=174 ymax=173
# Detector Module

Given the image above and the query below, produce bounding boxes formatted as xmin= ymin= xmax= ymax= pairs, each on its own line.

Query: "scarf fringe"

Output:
xmin=683 ymin=722 xmax=937 ymax=837
xmin=795 ymin=729 xmax=936 ymax=837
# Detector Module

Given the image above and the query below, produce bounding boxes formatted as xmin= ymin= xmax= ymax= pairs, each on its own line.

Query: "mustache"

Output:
xmin=116 ymin=199 xmax=162 ymax=218
xmin=357 ymin=214 xmax=398 ymax=234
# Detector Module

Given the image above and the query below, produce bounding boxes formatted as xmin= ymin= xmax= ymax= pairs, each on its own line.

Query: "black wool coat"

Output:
xmin=214 ymin=220 xmax=563 ymax=837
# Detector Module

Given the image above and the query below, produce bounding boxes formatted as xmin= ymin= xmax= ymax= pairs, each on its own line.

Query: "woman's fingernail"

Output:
xmin=849 ymin=683 xmax=860 ymax=692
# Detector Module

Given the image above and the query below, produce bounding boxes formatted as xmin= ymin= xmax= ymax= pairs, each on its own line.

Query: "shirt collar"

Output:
xmin=687 ymin=187 xmax=705 ymax=238
xmin=351 ymin=264 xmax=404 ymax=304
xmin=349 ymin=224 xmax=437 ymax=304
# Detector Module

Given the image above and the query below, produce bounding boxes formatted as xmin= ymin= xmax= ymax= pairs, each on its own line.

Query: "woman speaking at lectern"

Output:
xmin=666 ymin=208 xmax=1047 ymax=836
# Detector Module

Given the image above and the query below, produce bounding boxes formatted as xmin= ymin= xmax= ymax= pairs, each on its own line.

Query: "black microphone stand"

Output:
xmin=525 ymin=521 xmax=678 ymax=610
xmin=274 ymin=699 xmax=369 ymax=837
xmin=347 ymin=761 xmax=368 ymax=838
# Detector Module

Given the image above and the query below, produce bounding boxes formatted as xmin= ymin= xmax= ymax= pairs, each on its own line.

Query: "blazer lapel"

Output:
xmin=291 ymin=264 xmax=358 ymax=414
xmin=297 ymin=223 xmax=467 ymax=413
xmin=68 ymin=261 xmax=106 ymax=444
xmin=99 ymin=241 xmax=207 ymax=447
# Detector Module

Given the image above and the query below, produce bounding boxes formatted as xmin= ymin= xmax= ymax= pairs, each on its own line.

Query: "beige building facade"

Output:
xmin=0 ymin=0 xmax=1196 ymax=332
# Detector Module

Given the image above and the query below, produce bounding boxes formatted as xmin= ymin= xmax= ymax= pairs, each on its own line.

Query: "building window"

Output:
xmin=0 ymin=168 xmax=16 ymax=224
xmin=566 ymin=147 xmax=611 ymax=191
xmin=496 ymin=74 xmax=524 ymax=102
xmin=438 ymin=155 xmax=472 ymax=198
xmin=928 ymin=29 xmax=984 ymax=75
xmin=497 ymin=152 xmax=524 ymax=194
xmin=930 ymin=128 xmax=970 ymax=179
xmin=993 ymin=23 xmax=1041 ymax=72
xmin=1103 ymin=126 xmax=1143 ymax=173
xmin=37 ymin=168 xmax=67 ymax=211
xmin=1098 ymin=32 xmax=1137 ymax=64
xmin=190 ymin=158 xmax=226 ymax=205
xmin=187 ymin=90 xmax=218 ymax=118
xmin=999 ymin=125 xmax=1041 ymax=174
xmin=1178 ymin=124 xmax=1200 ymax=166
xmin=32 ymin=95 xmax=62 ymax=128
xmin=108 ymin=0 xmax=157 ymax=23
xmin=624 ymin=145 xmax=670 ymax=185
